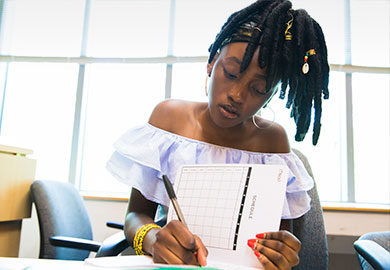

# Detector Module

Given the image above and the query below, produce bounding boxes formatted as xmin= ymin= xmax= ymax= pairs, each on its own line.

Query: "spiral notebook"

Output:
xmin=167 ymin=164 xmax=289 ymax=269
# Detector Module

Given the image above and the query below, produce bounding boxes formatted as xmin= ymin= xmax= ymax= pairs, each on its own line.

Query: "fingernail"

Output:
xmin=256 ymin=233 xmax=265 ymax=239
xmin=247 ymin=239 xmax=256 ymax=249
xmin=254 ymin=250 xmax=262 ymax=258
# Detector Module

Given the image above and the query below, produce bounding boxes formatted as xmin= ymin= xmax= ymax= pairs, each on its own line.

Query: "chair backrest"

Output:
xmin=30 ymin=180 xmax=93 ymax=260
xmin=291 ymin=148 xmax=328 ymax=270
xmin=355 ymin=231 xmax=390 ymax=270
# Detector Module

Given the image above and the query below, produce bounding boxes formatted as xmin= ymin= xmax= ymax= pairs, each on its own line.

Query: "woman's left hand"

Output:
xmin=247 ymin=230 xmax=301 ymax=270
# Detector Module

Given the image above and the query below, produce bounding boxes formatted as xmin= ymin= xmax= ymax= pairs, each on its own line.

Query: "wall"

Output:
xmin=19 ymin=199 xmax=390 ymax=269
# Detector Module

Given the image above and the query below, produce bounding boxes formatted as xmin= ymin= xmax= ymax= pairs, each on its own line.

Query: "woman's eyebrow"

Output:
xmin=225 ymin=56 xmax=267 ymax=80
xmin=225 ymin=56 xmax=242 ymax=65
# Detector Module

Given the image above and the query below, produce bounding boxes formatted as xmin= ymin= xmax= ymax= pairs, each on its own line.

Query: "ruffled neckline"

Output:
xmin=143 ymin=123 xmax=292 ymax=156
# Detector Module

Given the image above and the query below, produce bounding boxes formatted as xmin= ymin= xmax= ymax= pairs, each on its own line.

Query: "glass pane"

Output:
xmin=174 ymin=0 xmax=253 ymax=56
xmin=0 ymin=63 xmax=7 ymax=121
xmin=353 ymin=74 xmax=389 ymax=204
xmin=1 ymin=0 xmax=85 ymax=56
xmin=171 ymin=63 xmax=208 ymax=102
xmin=0 ymin=63 xmax=78 ymax=181
xmin=269 ymin=72 xmax=346 ymax=202
xmin=292 ymin=0 xmax=346 ymax=65
xmin=79 ymin=64 xmax=166 ymax=194
xmin=87 ymin=0 xmax=170 ymax=57
xmin=351 ymin=0 xmax=390 ymax=67
xmin=174 ymin=0 xmax=345 ymax=65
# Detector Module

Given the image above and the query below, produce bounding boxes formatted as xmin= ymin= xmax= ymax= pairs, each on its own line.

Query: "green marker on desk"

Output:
xmin=153 ymin=268 xmax=220 ymax=270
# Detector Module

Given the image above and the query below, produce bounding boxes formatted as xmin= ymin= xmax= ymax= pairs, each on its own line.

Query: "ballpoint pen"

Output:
xmin=162 ymin=174 xmax=187 ymax=226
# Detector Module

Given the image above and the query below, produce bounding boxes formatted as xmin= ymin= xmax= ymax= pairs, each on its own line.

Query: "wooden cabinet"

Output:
xmin=0 ymin=144 xmax=36 ymax=257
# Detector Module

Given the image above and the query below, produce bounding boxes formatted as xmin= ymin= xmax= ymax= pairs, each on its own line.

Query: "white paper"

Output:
xmin=167 ymin=164 xmax=289 ymax=269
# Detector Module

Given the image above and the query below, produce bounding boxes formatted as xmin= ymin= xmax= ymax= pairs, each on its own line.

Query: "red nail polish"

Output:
xmin=247 ymin=239 xmax=256 ymax=249
xmin=256 ymin=233 xmax=265 ymax=239
xmin=254 ymin=250 xmax=261 ymax=258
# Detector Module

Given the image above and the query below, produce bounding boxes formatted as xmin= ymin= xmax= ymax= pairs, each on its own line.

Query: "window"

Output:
xmin=0 ymin=0 xmax=389 ymax=205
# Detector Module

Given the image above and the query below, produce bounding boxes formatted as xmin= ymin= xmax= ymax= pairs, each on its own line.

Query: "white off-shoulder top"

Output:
xmin=106 ymin=123 xmax=314 ymax=219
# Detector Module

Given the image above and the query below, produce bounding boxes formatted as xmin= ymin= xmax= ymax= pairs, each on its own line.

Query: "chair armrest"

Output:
xmin=354 ymin=239 xmax=390 ymax=270
xmin=50 ymin=236 xmax=101 ymax=253
xmin=106 ymin=221 xmax=124 ymax=230
xmin=96 ymin=231 xmax=130 ymax=257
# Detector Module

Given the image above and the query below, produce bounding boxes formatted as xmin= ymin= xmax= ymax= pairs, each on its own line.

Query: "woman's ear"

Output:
xmin=206 ymin=53 xmax=219 ymax=77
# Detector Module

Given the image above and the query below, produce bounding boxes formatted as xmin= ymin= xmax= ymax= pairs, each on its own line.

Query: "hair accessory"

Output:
xmin=253 ymin=26 xmax=262 ymax=33
xmin=205 ymin=76 xmax=209 ymax=96
xmin=220 ymin=21 xmax=260 ymax=48
xmin=302 ymin=49 xmax=316 ymax=74
xmin=133 ymin=223 xmax=161 ymax=255
xmin=285 ymin=9 xmax=294 ymax=41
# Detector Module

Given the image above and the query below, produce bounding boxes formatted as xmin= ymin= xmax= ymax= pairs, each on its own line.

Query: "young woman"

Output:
xmin=107 ymin=0 xmax=329 ymax=269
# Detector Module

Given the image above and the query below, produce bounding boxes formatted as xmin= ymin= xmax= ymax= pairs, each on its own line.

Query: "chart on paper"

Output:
xmin=170 ymin=165 xmax=251 ymax=250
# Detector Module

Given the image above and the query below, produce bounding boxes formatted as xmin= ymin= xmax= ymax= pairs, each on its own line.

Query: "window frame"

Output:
xmin=0 ymin=0 xmax=389 ymax=208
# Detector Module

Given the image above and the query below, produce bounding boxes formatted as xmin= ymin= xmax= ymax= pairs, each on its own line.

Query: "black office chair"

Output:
xmin=30 ymin=180 xmax=128 ymax=260
xmin=354 ymin=231 xmax=390 ymax=270
xmin=291 ymin=148 xmax=328 ymax=270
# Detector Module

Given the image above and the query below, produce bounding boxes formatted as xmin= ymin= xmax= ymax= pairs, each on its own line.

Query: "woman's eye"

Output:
xmin=223 ymin=67 xmax=238 ymax=80
xmin=251 ymin=84 xmax=267 ymax=95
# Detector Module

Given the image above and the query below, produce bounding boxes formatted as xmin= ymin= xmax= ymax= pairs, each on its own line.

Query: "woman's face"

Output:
xmin=207 ymin=42 xmax=275 ymax=128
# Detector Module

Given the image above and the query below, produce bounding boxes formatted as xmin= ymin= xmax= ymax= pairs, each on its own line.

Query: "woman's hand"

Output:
xmin=247 ymin=230 xmax=301 ymax=270
xmin=151 ymin=220 xmax=208 ymax=266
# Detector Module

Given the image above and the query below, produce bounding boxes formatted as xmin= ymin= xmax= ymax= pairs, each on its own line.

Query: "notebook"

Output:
xmin=167 ymin=164 xmax=289 ymax=269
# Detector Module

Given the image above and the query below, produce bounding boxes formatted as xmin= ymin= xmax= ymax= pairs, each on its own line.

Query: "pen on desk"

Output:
xmin=162 ymin=174 xmax=187 ymax=226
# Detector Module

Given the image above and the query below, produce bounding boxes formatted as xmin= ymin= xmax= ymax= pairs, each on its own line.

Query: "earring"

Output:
xmin=252 ymin=106 xmax=275 ymax=129
xmin=205 ymin=76 xmax=209 ymax=96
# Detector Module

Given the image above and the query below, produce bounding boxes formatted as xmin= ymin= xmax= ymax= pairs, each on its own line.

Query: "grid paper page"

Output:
xmin=171 ymin=165 xmax=251 ymax=250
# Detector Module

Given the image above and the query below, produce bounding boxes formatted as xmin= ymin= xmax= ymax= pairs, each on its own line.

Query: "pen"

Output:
xmin=163 ymin=174 xmax=204 ymax=266
xmin=162 ymin=174 xmax=187 ymax=226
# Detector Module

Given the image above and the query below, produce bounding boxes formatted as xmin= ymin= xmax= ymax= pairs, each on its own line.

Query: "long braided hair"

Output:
xmin=208 ymin=0 xmax=329 ymax=145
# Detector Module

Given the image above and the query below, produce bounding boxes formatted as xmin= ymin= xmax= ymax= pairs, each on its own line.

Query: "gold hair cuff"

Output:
xmin=285 ymin=9 xmax=294 ymax=41
xmin=133 ymin=223 xmax=162 ymax=255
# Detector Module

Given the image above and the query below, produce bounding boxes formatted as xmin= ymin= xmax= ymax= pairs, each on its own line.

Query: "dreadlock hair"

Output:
xmin=208 ymin=0 xmax=329 ymax=145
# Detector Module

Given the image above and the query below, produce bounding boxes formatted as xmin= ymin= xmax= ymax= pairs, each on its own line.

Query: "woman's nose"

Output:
xmin=227 ymin=84 xmax=245 ymax=104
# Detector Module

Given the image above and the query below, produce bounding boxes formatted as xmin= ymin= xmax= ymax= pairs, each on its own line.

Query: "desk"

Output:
xmin=0 ymin=256 xmax=232 ymax=269
xmin=0 ymin=257 xmax=132 ymax=270
xmin=0 ymin=257 xmax=202 ymax=270
xmin=0 ymin=257 xmax=85 ymax=270
xmin=0 ymin=145 xmax=36 ymax=257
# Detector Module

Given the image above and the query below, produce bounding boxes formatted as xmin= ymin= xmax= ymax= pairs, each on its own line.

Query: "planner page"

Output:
xmin=168 ymin=164 xmax=289 ymax=269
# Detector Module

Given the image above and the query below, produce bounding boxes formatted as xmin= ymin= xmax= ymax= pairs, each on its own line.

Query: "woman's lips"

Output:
xmin=219 ymin=104 xmax=240 ymax=119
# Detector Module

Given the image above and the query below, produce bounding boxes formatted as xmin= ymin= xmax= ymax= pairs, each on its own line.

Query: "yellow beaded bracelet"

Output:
xmin=133 ymin=223 xmax=161 ymax=255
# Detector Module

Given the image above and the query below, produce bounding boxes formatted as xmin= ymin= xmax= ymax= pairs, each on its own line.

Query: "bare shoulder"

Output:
xmin=148 ymin=99 xmax=196 ymax=132
xmin=252 ymin=119 xmax=291 ymax=153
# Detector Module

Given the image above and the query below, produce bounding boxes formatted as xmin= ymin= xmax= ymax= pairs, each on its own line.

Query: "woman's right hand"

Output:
xmin=151 ymin=220 xmax=208 ymax=266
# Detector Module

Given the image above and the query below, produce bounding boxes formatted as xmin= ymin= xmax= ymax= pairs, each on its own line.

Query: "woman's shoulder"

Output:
xmin=148 ymin=99 xmax=205 ymax=132
xmin=251 ymin=118 xmax=291 ymax=154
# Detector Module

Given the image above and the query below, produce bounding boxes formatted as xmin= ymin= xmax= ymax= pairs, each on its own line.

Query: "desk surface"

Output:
xmin=0 ymin=256 xmax=257 ymax=270
xmin=0 ymin=257 xmax=85 ymax=270
xmin=0 ymin=257 xmax=207 ymax=270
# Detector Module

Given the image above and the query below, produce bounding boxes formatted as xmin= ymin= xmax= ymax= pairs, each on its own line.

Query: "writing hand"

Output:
xmin=151 ymin=220 xmax=208 ymax=266
xmin=247 ymin=230 xmax=301 ymax=270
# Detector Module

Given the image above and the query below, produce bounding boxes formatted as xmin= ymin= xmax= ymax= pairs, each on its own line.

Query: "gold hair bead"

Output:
xmin=302 ymin=49 xmax=316 ymax=74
